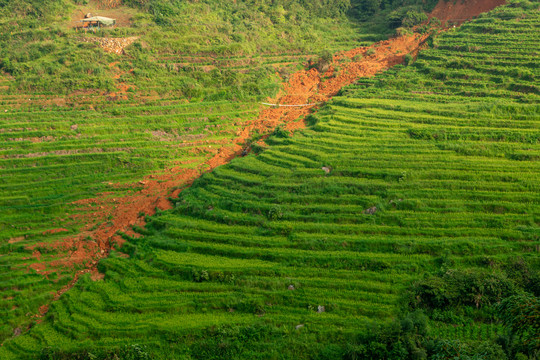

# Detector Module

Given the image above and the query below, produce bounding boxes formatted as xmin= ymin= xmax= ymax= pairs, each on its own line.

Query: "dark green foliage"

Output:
xmin=271 ymin=125 xmax=290 ymax=138
xmin=425 ymin=339 xmax=508 ymax=360
xmin=192 ymin=269 xmax=210 ymax=282
xmin=305 ymin=114 xmax=320 ymax=126
xmin=503 ymin=257 xmax=540 ymax=297
xmin=404 ymin=53 xmax=413 ymax=66
xmin=401 ymin=10 xmax=428 ymax=27
xmin=349 ymin=0 xmax=438 ymax=24
xmin=384 ymin=7 xmax=430 ymax=29
xmin=39 ymin=344 xmax=151 ymax=360
xmin=345 ymin=311 xmax=429 ymax=360
xmin=412 ymin=269 xmax=518 ymax=309
xmin=126 ymin=0 xmax=352 ymax=19
xmin=475 ymin=342 xmax=508 ymax=360
xmin=497 ymin=294 xmax=540 ymax=354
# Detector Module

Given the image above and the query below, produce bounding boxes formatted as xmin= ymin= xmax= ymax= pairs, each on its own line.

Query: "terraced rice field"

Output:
xmin=0 ymin=98 xmax=260 ymax=233
xmin=1 ymin=3 xmax=537 ymax=359
xmin=0 ymin=95 xmax=261 ymax=338
xmin=0 ymin=7 xmax=416 ymax=343
xmin=0 ymin=16 xmax=375 ymax=348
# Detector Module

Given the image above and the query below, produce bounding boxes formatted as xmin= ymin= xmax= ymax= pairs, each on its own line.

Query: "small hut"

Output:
xmin=81 ymin=16 xmax=116 ymax=31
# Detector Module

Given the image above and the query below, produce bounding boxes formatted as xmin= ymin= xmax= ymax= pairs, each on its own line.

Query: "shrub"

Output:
xmin=429 ymin=17 xmax=441 ymax=27
xmin=396 ymin=27 xmax=412 ymax=36
xmin=402 ymin=11 xmax=428 ymax=27
xmin=412 ymin=269 xmax=517 ymax=310
xmin=404 ymin=54 xmax=413 ymax=66
xmin=267 ymin=205 xmax=283 ymax=220
xmin=475 ymin=342 xmax=507 ymax=360
xmin=192 ymin=269 xmax=210 ymax=282
xmin=272 ymin=126 xmax=290 ymax=138
xmin=314 ymin=50 xmax=333 ymax=72
xmin=497 ymin=294 xmax=540 ymax=354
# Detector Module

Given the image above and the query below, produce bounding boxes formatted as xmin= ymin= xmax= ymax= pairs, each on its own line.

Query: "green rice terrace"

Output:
xmin=0 ymin=0 xmax=539 ymax=359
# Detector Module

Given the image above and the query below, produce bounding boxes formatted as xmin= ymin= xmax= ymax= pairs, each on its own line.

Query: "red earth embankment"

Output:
xmin=430 ymin=0 xmax=506 ymax=25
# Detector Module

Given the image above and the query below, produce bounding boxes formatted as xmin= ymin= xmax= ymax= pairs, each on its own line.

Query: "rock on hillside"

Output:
xmin=80 ymin=36 xmax=138 ymax=55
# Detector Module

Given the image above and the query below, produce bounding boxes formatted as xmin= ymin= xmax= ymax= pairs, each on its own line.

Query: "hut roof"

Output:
xmin=81 ymin=16 xmax=116 ymax=26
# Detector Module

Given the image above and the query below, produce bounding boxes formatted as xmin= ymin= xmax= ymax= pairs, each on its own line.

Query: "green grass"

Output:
xmin=0 ymin=2 xmax=537 ymax=359
xmin=0 ymin=96 xmax=265 ymax=343
xmin=0 ymin=0 xmax=370 ymax=96
xmin=0 ymin=0 xmax=387 ymax=345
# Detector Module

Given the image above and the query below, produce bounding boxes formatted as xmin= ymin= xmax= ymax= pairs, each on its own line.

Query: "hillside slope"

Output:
xmin=0 ymin=0 xmax=441 ymax=346
xmin=0 ymin=0 xmax=366 ymax=342
xmin=0 ymin=0 xmax=392 ymax=95
xmin=1 ymin=1 xmax=537 ymax=359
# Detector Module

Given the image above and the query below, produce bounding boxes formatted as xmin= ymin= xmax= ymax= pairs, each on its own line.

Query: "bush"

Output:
xmin=402 ymin=11 xmax=428 ymax=27
xmin=404 ymin=54 xmax=413 ymax=66
xmin=272 ymin=126 xmax=290 ymax=138
xmin=396 ymin=27 xmax=413 ymax=36
xmin=345 ymin=311 xmax=429 ymax=360
xmin=192 ymin=269 xmax=210 ymax=282
xmin=413 ymin=269 xmax=517 ymax=310
xmin=267 ymin=205 xmax=283 ymax=220
xmin=475 ymin=342 xmax=507 ymax=360
xmin=429 ymin=17 xmax=441 ymax=27
xmin=497 ymin=294 xmax=540 ymax=354
xmin=314 ymin=50 xmax=333 ymax=72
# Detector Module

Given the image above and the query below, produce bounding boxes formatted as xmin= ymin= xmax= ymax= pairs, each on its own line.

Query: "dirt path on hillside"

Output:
xmin=19 ymin=0 xmax=507 ymax=328
xmin=430 ymin=0 xmax=506 ymax=25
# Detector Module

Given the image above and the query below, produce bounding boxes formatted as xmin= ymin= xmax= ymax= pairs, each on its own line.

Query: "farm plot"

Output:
xmin=0 ymin=5 xmax=429 ymax=343
xmin=0 ymin=95 xmax=261 ymax=342
xmin=1 ymin=3 xmax=537 ymax=359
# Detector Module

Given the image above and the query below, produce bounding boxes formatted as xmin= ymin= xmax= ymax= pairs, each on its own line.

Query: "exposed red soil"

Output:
xmin=29 ymin=263 xmax=46 ymax=272
xmin=8 ymin=236 xmax=25 ymax=244
xmin=107 ymin=62 xmax=136 ymax=100
xmin=22 ymin=0 xmax=508 ymax=323
xmin=430 ymin=0 xmax=506 ymax=25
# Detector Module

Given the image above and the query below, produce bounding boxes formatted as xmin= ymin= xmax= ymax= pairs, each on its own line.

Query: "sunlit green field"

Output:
xmin=1 ymin=3 xmax=537 ymax=359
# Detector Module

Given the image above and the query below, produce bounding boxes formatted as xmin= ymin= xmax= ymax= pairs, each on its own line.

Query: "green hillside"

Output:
xmin=0 ymin=0 xmax=426 ymax=95
xmin=1 ymin=1 xmax=537 ymax=359
xmin=0 ymin=0 xmax=441 ymax=345
xmin=0 ymin=0 xmax=424 ymax=243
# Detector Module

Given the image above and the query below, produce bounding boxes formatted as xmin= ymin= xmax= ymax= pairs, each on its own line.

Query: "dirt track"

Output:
xmin=430 ymin=0 xmax=507 ymax=24
xmin=26 ymin=0 xmax=507 ymax=319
